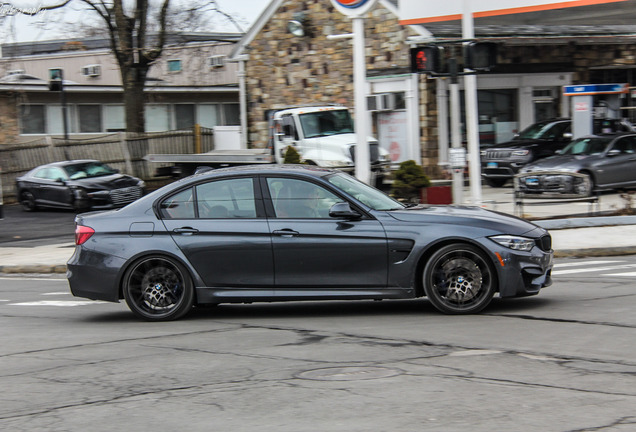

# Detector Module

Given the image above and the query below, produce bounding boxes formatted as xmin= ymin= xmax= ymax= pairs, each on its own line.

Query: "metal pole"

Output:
xmin=353 ymin=16 xmax=371 ymax=184
xmin=462 ymin=0 xmax=482 ymax=205
xmin=449 ymin=58 xmax=463 ymax=205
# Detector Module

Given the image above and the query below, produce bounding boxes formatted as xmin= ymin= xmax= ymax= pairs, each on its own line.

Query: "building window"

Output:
xmin=146 ymin=105 xmax=170 ymax=132
xmin=48 ymin=67 xmax=63 ymax=80
xmin=167 ymin=59 xmax=182 ymax=73
xmin=103 ymin=105 xmax=126 ymax=132
xmin=78 ymin=105 xmax=102 ymax=133
xmin=223 ymin=103 xmax=240 ymax=126
xmin=20 ymin=105 xmax=46 ymax=134
xmin=197 ymin=104 xmax=220 ymax=128
xmin=175 ymin=104 xmax=195 ymax=129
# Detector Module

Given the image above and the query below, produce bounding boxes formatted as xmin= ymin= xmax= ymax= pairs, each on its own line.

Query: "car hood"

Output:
xmin=387 ymin=205 xmax=541 ymax=236
xmin=486 ymin=139 xmax=544 ymax=150
xmin=521 ymin=155 xmax=594 ymax=173
xmin=69 ymin=174 xmax=140 ymax=190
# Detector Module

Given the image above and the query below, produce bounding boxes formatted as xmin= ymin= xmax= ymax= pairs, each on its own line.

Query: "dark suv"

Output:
xmin=480 ymin=119 xmax=572 ymax=187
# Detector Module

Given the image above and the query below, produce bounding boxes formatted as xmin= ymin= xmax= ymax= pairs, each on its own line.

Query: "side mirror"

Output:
xmin=562 ymin=132 xmax=573 ymax=141
xmin=607 ymin=149 xmax=621 ymax=157
xmin=55 ymin=177 xmax=66 ymax=183
xmin=329 ymin=202 xmax=362 ymax=220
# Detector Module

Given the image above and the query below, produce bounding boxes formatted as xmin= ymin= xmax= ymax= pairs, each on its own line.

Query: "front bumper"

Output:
xmin=477 ymin=235 xmax=553 ymax=298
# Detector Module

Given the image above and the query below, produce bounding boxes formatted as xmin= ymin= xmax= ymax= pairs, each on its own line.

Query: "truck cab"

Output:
xmin=269 ymin=106 xmax=390 ymax=183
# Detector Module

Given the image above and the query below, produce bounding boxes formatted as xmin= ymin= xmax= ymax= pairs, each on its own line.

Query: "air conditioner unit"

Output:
xmin=81 ymin=65 xmax=101 ymax=77
xmin=8 ymin=69 xmax=26 ymax=76
xmin=209 ymin=55 xmax=225 ymax=68
xmin=367 ymin=93 xmax=397 ymax=112
xmin=367 ymin=95 xmax=382 ymax=111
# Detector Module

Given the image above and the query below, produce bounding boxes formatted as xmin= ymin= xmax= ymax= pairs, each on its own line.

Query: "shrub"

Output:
xmin=283 ymin=146 xmax=302 ymax=164
xmin=392 ymin=160 xmax=430 ymax=202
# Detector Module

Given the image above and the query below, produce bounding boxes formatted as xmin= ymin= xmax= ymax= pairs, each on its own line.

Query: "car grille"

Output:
xmin=110 ymin=186 xmax=143 ymax=206
xmin=536 ymin=234 xmax=552 ymax=252
xmin=483 ymin=149 xmax=512 ymax=160
xmin=349 ymin=143 xmax=380 ymax=163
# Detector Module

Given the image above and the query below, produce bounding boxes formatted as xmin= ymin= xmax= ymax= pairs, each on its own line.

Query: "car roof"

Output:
xmin=44 ymin=160 xmax=100 ymax=168
xmin=189 ymin=164 xmax=340 ymax=180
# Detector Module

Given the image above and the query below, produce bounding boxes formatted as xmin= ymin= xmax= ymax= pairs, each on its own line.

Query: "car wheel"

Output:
xmin=123 ymin=256 xmax=195 ymax=321
xmin=423 ymin=244 xmax=496 ymax=314
xmin=485 ymin=178 xmax=507 ymax=187
xmin=20 ymin=191 xmax=37 ymax=212
xmin=574 ymin=174 xmax=593 ymax=197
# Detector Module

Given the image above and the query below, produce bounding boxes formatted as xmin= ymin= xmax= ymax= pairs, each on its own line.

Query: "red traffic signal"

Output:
xmin=410 ymin=46 xmax=441 ymax=74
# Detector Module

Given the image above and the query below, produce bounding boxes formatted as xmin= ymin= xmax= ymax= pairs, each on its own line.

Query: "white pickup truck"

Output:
xmin=268 ymin=106 xmax=390 ymax=183
xmin=146 ymin=106 xmax=390 ymax=184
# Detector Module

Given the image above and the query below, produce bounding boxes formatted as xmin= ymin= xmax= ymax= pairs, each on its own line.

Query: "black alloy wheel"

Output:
xmin=573 ymin=173 xmax=593 ymax=197
xmin=20 ymin=191 xmax=37 ymax=212
xmin=123 ymin=256 xmax=195 ymax=321
xmin=423 ymin=244 xmax=496 ymax=314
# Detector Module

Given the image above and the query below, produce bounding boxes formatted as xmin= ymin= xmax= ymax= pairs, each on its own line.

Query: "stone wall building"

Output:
xmin=233 ymin=0 xmax=636 ymax=179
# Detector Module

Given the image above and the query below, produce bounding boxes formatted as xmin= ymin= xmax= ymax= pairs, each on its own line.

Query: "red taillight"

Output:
xmin=75 ymin=225 xmax=95 ymax=245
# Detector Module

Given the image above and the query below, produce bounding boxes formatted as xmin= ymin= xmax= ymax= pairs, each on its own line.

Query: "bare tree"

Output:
xmin=6 ymin=0 xmax=245 ymax=133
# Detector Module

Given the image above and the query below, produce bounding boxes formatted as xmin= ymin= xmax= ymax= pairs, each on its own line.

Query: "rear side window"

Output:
xmin=196 ymin=178 xmax=257 ymax=219
xmin=160 ymin=188 xmax=195 ymax=219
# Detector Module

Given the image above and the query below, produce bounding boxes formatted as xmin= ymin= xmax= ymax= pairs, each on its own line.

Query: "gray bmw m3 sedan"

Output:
xmin=67 ymin=165 xmax=553 ymax=321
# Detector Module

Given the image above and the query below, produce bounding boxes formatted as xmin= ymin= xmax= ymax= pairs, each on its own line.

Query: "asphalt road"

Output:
xmin=1 ymin=256 xmax=635 ymax=432
xmin=0 ymin=204 xmax=76 ymax=246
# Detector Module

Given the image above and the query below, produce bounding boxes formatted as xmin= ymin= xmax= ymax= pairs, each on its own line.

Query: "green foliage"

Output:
xmin=283 ymin=146 xmax=303 ymax=164
xmin=392 ymin=160 xmax=431 ymax=202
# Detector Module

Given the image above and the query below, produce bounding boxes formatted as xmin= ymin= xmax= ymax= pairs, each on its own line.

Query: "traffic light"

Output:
xmin=410 ymin=46 xmax=441 ymax=74
xmin=464 ymin=42 xmax=497 ymax=71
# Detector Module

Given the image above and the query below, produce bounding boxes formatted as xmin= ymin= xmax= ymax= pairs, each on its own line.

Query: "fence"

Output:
xmin=0 ymin=126 xmax=215 ymax=203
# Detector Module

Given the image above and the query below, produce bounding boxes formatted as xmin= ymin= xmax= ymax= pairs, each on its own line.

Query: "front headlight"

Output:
xmin=489 ymin=235 xmax=535 ymax=251
xmin=138 ymin=180 xmax=146 ymax=189
xmin=512 ymin=149 xmax=530 ymax=157
xmin=321 ymin=159 xmax=354 ymax=167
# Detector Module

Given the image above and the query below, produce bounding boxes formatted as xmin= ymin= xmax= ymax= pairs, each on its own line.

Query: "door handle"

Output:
xmin=173 ymin=227 xmax=199 ymax=235
xmin=273 ymin=229 xmax=299 ymax=237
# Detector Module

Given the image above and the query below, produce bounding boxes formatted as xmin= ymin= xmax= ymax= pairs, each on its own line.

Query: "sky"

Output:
xmin=0 ymin=0 xmax=270 ymax=43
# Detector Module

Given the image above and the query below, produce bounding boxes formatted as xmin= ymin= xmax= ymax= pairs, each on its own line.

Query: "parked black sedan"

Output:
xmin=67 ymin=165 xmax=553 ymax=321
xmin=16 ymin=160 xmax=145 ymax=212
xmin=517 ymin=133 xmax=636 ymax=196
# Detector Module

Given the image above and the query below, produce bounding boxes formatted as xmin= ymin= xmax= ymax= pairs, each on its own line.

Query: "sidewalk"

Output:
xmin=1 ymin=186 xmax=636 ymax=274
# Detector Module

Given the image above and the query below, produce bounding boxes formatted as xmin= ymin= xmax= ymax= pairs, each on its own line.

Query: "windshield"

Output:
xmin=299 ymin=110 xmax=354 ymax=138
xmin=515 ymin=122 xmax=560 ymax=140
xmin=327 ymin=172 xmax=405 ymax=211
xmin=64 ymin=161 xmax=117 ymax=179
xmin=560 ymin=137 xmax=611 ymax=156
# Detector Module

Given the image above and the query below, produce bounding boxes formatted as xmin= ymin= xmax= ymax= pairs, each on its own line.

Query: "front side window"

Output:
xmin=327 ymin=173 xmax=404 ymax=211
xmin=196 ymin=178 xmax=257 ymax=219
xmin=561 ymin=138 xmax=611 ymax=156
xmin=267 ymin=178 xmax=340 ymax=219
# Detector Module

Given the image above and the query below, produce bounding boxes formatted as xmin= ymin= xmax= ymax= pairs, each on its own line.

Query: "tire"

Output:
xmin=122 ymin=256 xmax=195 ymax=321
xmin=574 ymin=173 xmax=593 ymax=197
xmin=485 ymin=178 xmax=507 ymax=188
xmin=20 ymin=191 xmax=37 ymax=212
xmin=423 ymin=244 xmax=496 ymax=314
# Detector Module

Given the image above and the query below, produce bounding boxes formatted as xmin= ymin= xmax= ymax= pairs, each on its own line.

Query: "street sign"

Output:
xmin=563 ymin=83 xmax=629 ymax=96
xmin=449 ymin=147 xmax=466 ymax=169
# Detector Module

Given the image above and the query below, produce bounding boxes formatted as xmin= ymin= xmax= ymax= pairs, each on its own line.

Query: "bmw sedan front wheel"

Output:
xmin=123 ymin=256 xmax=194 ymax=321
xmin=423 ymin=244 xmax=496 ymax=314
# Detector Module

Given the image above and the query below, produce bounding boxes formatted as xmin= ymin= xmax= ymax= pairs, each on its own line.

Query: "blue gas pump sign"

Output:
xmin=563 ymin=83 xmax=629 ymax=96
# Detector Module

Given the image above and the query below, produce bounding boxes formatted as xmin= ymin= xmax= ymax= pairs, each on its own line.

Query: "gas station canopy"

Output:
xmin=399 ymin=0 xmax=636 ymax=26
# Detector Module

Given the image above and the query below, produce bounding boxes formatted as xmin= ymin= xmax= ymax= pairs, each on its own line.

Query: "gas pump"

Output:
xmin=563 ymin=83 xmax=630 ymax=138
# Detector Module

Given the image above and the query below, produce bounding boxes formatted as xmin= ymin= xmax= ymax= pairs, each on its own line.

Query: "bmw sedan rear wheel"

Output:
xmin=423 ymin=244 xmax=496 ymax=314
xmin=123 ymin=256 xmax=194 ymax=321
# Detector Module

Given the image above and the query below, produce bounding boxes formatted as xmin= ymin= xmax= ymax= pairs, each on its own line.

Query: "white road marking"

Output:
xmin=10 ymin=301 xmax=105 ymax=307
xmin=555 ymin=260 xmax=623 ymax=268
xmin=552 ymin=263 xmax=636 ymax=275
xmin=41 ymin=292 xmax=71 ymax=296
xmin=603 ymin=272 xmax=636 ymax=277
